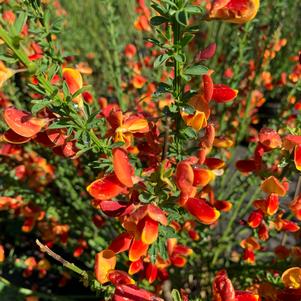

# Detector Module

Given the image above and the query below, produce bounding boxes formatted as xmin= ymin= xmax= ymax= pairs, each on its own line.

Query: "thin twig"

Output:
xmin=281 ymin=175 xmax=301 ymax=245
xmin=36 ymin=239 xmax=88 ymax=281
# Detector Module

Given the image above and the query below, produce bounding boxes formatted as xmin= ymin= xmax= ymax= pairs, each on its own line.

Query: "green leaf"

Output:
xmin=150 ymin=16 xmax=169 ymax=26
xmin=185 ymin=5 xmax=204 ymax=14
xmin=153 ymin=53 xmax=170 ymax=68
xmin=72 ymin=85 xmax=92 ymax=99
xmin=13 ymin=12 xmax=28 ymax=34
xmin=175 ymin=10 xmax=188 ymax=26
xmin=151 ymin=2 xmax=167 ymax=16
xmin=184 ymin=64 xmax=208 ymax=76
xmin=174 ymin=54 xmax=185 ymax=63
xmin=171 ymin=289 xmax=182 ymax=301
xmin=31 ymin=100 xmax=52 ymax=114
xmin=180 ymin=33 xmax=194 ymax=47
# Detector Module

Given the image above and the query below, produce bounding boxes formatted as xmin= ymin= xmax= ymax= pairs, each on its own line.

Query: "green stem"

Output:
xmin=0 ymin=276 xmax=98 ymax=300
xmin=0 ymin=27 xmax=36 ymax=72
xmin=211 ymin=190 xmax=249 ymax=265
xmin=173 ymin=20 xmax=181 ymax=99
xmin=106 ymin=2 xmax=125 ymax=111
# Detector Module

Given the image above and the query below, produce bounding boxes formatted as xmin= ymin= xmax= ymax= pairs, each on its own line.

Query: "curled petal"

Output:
xmin=248 ymin=210 xmax=263 ymax=228
xmin=261 ymin=176 xmax=286 ymax=196
xmin=129 ymin=239 xmax=148 ymax=262
xmin=113 ymin=284 xmax=163 ymax=301
xmin=236 ymin=159 xmax=256 ymax=173
xmin=205 ymin=157 xmax=225 ymax=170
xmin=266 ymin=194 xmax=279 ymax=216
xmin=294 ymin=145 xmax=301 ymax=171
xmin=215 ymin=200 xmax=232 ymax=212
xmin=62 ymin=68 xmax=83 ymax=95
xmin=282 ymin=267 xmax=301 ymax=289
xmin=128 ymin=259 xmax=144 ymax=275
xmin=108 ymin=270 xmax=135 ymax=286
xmin=87 ymin=174 xmax=125 ymax=200
xmin=2 ymin=129 xmax=31 ymax=144
xmin=258 ymin=128 xmax=282 ymax=149
xmin=193 ymin=168 xmax=214 ymax=187
xmin=139 ymin=217 xmax=159 ymax=245
xmin=197 ymin=43 xmax=217 ymax=61
xmin=145 ymin=263 xmax=158 ymax=284
xmin=240 ymin=236 xmax=260 ymax=251
xmin=123 ymin=115 xmax=149 ymax=133
xmin=176 ymin=161 xmax=194 ymax=194
xmin=202 ymin=74 xmax=214 ymax=102
xmin=4 ymin=107 xmax=48 ymax=138
xmin=212 ymin=270 xmax=236 ymax=301
xmin=94 ymin=200 xmax=134 ymax=217
xmin=95 ymin=249 xmax=116 ymax=284
xmin=180 ymin=110 xmax=207 ymax=131
xmin=109 ymin=232 xmax=132 ymax=254
xmin=214 ymin=136 xmax=234 ymax=148
xmin=212 ymin=84 xmax=238 ymax=103
xmin=113 ymin=148 xmax=134 ymax=188
xmin=235 ymin=291 xmax=260 ymax=301
xmin=290 ymin=195 xmax=301 ymax=220
xmin=209 ymin=0 xmax=260 ymax=24
xmin=171 ymin=255 xmax=186 ymax=267
xmin=184 ymin=198 xmax=220 ymax=225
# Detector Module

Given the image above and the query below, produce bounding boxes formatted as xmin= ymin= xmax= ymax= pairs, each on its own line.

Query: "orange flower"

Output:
xmin=212 ymin=270 xmax=236 ymax=301
xmin=108 ymin=110 xmax=149 ymax=145
xmin=95 ymin=249 xmax=116 ymax=284
xmin=62 ymin=68 xmax=84 ymax=108
xmin=0 ymin=61 xmax=15 ymax=88
xmin=184 ymin=198 xmax=220 ymax=225
xmin=131 ymin=204 xmax=168 ymax=245
xmin=112 ymin=148 xmax=134 ymax=188
xmin=87 ymin=174 xmax=125 ymax=200
xmin=260 ymin=176 xmax=287 ymax=196
xmin=282 ymin=267 xmax=301 ymax=289
xmin=290 ymin=194 xmax=301 ymax=220
xmin=208 ymin=0 xmax=260 ymax=24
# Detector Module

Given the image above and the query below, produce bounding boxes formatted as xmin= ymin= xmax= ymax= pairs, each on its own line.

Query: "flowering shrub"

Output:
xmin=0 ymin=0 xmax=301 ymax=300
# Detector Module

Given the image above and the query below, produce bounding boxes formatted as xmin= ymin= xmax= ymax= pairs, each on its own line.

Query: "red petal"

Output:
xmin=109 ymin=232 xmax=132 ymax=254
xmin=236 ymin=159 xmax=256 ymax=173
xmin=87 ymin=174 xmax=125 ymax=200
xmin=184 ymin=198 xmax=220 ymax=224
xmin=62 ymin=68 xmax=83 ymax=95
xmin=95 ymin=249 xmax=116 ymax=284
xmin=213 ymin=270 xmax=236 ymax=301
xmin=145 ymin=263 xmax=158 ymax=284
xmin=266 ymin=193 xmax=279 ymax=216
xmin=108 ymin=270 xmax=135 ymax=286
xmin=3 ymin=129 xmax=31 ymax=144
xmin=235 ymin=291 xmax=260 ymax=301
xmin=204 ymin=157 xmax=225 ymax=169
xmin=129 ymin=239 xmax=148 ymax=262
xmin=294 ymin=145 xmax=301 ymax=171
xmin=113 ymin=148 xmax=134 ymax=188
xmin=258 ymin=128 xmax=282 ymax=149
xmin=202 ymin=74 xmax=214 ymax=102
xmin=98 ymin=200 xmax=134 ymax=217
xmin=212 ymin=84 xmax=238 ymax=103
xmin=248 ymin=210 xmax=263 ymax=228
xmin=175 ymin=161 xmax=194 ymax=194
xmin=128 ymin=259 xmax=144 ymax=275
xmin=193 ymin=167 xmax=214 ymax=187
xmin=4 ymin=107 xmax=48 ymax=138
xmin=197 ymin=43 xmax=216 ymax=61
xmin=261 ymin=176 xmax=286 ymax=196
xmin=140 ymin=217 xmax=159 ymax=245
